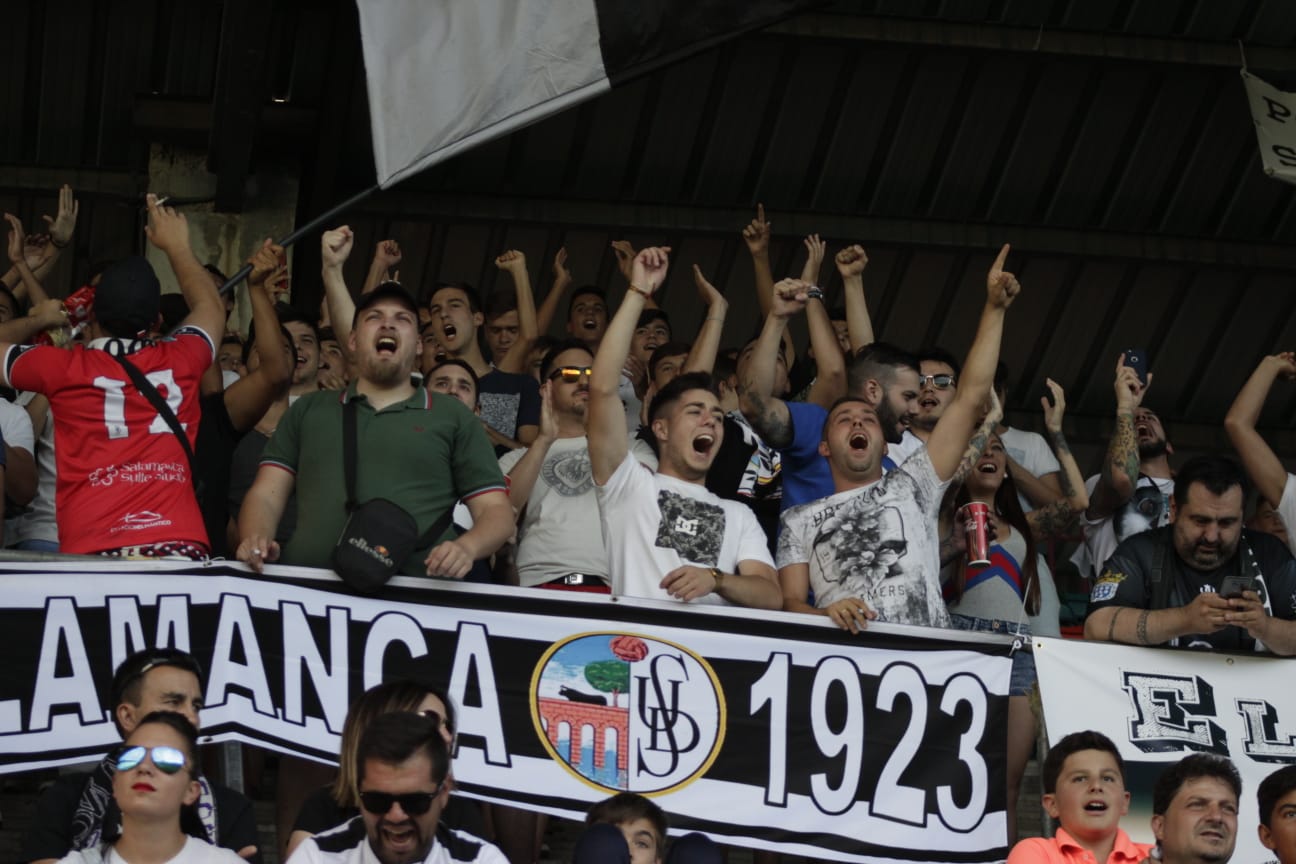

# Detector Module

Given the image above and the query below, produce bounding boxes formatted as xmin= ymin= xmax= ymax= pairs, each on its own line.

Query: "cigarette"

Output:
xmin=154 ymin=196 xmax=170 ymax=206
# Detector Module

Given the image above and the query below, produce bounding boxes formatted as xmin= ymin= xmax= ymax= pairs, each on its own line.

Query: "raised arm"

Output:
xmin=1026 ymin=379 xmax=1089 ymax=540
xmin=1086 ymin=357 xmax=1147 ymax=520
xmin=361 ymin=239 xmax=401 ymax=296
xmin=223 ymin=241 xmax=292 ymax=431
xmin=534 ymin=247 xmax=571 ymax=334
xmin=589 ymin=247 xmax=670 ymax=484
xmin=739 ymin=279 xmax=810 ymax=449
xmin=742 ymin=204 xmax=795 ymax=369
xmin=949 ymin=389 xmax=1003 ymax=487
xmin=927 ymin=245 xmax=1019 ymax=481
xmin=804 ymin=237 xmax=845 ymax=410
xmin=836 ymin=245 xmax=873 ymax=353
xmin=494 ymin=250 xmax=539 ymax=374
xmin=3 ymin=185 xmax=77 ymax=298
xmin=684 ymin=265 xmax=727 ymax=375
xmin=1224 ymin=353 xmax=1295 ymax=508
xmin=3 ymin=215 xmax=53 ymax=308
xmin=320 ymin=226 xmax=357 ymax=351
xmin=500 ymin=384 xmax=557 ymax=511
xmin=145 ymin=194 xmax=224 ymax=340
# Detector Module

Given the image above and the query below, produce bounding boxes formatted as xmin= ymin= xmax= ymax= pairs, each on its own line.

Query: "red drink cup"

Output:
xmin=959 ymin=501 xmax=991 ymax=566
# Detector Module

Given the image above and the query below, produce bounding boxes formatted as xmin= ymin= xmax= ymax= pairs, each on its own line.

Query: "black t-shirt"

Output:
xmin=1086 ymin=526 xmax=1296 ymax=651
xmin=22 ymin=769 xmax=260 ymax=864
xmin=704 ymin=414 xmax=781 ymax=554
xmin=478 ymin=369 xmax=540 ymax=448
xmin=195 ymin=392 xmax=245 ymax=558
xmin=228 ymin=429 xmax=297 ymax=544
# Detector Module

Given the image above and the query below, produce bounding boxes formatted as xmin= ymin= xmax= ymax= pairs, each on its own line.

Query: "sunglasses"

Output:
xmin=116 ymin=745 xmax=187 ymax=775
xmin=918 ymin=374 xmax=956 ymax=390
xmin=548 ymin=365 xmax=592 ymax=383
xmin=359 ymin=784 xmax=444 ymax=816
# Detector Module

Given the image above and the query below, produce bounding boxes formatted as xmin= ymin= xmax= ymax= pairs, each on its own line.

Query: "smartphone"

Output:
xmin=1220 ymin=574 xmax=1259 ymax=599
xmin=1122 ymin=348 xmax=1148 ymax=386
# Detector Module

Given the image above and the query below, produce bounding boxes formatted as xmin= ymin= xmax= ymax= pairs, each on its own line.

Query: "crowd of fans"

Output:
xmin=2 ymin=184 xmax=1295 ymax=862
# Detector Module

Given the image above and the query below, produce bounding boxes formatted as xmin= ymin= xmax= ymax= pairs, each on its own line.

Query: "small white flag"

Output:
xmin=1242 ymin=70 xmax=1296 ymax=186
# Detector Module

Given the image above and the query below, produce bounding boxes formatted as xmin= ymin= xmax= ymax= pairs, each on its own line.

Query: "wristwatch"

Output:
xmin=806 ymin=286 xmax=825 ymax=301
xmin=709 ymin=567 xmax=725 ymax=592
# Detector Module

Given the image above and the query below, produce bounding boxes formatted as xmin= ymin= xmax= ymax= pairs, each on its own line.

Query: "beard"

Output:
xmin=876 ymin=399 xmax=905 ymax=444
xmin=1139 ymin=439 xmax=1168 ymax=460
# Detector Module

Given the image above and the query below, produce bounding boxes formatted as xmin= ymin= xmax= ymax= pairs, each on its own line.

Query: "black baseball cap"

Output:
xmin=352 ymin=281 xmax=420 ymax=324
xmin=94 ymin=256 xmax=161 ymax=336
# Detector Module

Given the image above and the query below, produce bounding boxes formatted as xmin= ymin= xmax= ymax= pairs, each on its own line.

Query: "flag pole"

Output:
xmin=216 ymin=183 xmax=380 ymax=297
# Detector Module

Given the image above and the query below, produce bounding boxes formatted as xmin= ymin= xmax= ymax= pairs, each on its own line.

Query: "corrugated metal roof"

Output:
xmin=1 ymin=0 xmax=1295 ymax=459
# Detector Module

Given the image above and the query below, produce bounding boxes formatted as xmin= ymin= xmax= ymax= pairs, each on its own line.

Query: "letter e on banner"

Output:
xmin=1122 ymin=672 xmax=1227 ymax=754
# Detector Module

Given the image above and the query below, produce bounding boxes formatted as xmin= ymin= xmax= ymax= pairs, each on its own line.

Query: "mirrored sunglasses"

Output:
xmin=548 ymin=365 xmax=593 ymax=383
xmin=116 ymin=744 xmax=187 ymax=775
xmin=918 ymin=374 xmax=956 ymax=390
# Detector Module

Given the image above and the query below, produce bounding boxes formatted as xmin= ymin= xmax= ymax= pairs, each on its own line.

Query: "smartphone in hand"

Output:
xmin=1122 ymin=348 xmax=1148 ymax=387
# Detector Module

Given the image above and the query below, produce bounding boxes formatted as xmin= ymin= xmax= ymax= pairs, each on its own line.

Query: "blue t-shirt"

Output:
xmin=780 ymin=401 xmax=897 ymax=512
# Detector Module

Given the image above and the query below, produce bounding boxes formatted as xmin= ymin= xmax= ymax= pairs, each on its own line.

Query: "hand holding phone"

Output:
xmin=1122 ymin=349 xmax=1148 ymax=387
xmin=1220 ymin=573 xmax=1259 ymax=599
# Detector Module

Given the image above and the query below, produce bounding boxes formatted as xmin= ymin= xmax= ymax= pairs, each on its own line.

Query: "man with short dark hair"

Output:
xmin=238 ymin=234 xmax=513 ymax=581
xmin=1085 ymin=455 xmax=1296 ymax=653
xmin=589 ymin=247 xmax=779 ymax=608
xmin=22 ymin=647 xmax=259 ymax=864
xmin=288 ymin=712 xmax=505 ymax=864
xmin=1257 ymin=765 xmax=1296 ymax=864
xmin=1149 ymin=754 xmax=1241 ymax=864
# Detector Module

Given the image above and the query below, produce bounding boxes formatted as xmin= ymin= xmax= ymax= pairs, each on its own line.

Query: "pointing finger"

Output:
xmin=991 ymin=243 xmax=1010 ymax=273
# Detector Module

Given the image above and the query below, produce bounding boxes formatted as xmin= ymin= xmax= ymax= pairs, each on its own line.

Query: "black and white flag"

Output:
xmin=355 ymin=0 xmax=812 ymax=188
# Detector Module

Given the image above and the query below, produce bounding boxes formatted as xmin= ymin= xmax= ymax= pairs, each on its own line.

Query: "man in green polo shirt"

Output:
xmin=235 ymin=280 xmax=512 ymax=579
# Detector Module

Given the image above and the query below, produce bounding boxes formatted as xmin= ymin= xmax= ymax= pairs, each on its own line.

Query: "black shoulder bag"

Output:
xmin=110 ymin=353 xmax=203 ymax=498
xmin=332 ymin=398 xmax=453 ymax=593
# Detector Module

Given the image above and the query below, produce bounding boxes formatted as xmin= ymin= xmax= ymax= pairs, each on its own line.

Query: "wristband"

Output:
xmin=806 ymin=287 xmax=824 ymax=301
xmin=627 ymin=284 xmax=652 ymax=298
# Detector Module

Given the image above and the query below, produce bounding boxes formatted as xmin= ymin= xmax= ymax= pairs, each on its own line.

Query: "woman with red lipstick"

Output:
xmin=58 ymin=711 xmax=245 ymax=864
xmin=941 ymin=379 xmax=1089 ymax=843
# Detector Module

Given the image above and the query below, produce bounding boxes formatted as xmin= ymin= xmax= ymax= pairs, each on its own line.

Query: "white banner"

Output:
xmin=0 ymin=559 xmax=1014 ymax=864
xmin=1243 ymin=70 xmax=1296 ymax=186
xmin=1035 ymin=636 xmax=1296 ymax=864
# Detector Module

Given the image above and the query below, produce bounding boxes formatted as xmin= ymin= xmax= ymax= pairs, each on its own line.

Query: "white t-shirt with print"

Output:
xmin=596 ymin=453 xmax=774 ymax=605
xmin=776 ymin=448 xmax=951 ymax=628
xmin=1071 ymin=473 xmax=1174 ymax=580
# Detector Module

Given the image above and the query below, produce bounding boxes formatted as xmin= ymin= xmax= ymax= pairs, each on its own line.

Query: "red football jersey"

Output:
xmin=6 ymin=327 xmax=215 ymax=554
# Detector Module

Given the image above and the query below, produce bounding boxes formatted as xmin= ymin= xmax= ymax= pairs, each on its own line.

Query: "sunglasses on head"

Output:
xmin=359 ymin=784 xmax=444 ymax=816
xmin=116 ymin=745 xmax=187 ymax=775
xmin=918 ymin=374 xmax=956 ymax=390
xmin=548 ymin=365 xmax=592 ymax=383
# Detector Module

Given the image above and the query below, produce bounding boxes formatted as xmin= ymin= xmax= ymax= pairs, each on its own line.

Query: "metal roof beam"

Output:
xmin=362 ymin=192 xmax=1296 ymax=270
xmin=766 ymin=13 xmax=1296 ymax=70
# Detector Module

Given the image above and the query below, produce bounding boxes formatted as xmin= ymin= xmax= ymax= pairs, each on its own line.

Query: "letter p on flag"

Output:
xmin=1243 ymin=70 xmax=1296 ymax=182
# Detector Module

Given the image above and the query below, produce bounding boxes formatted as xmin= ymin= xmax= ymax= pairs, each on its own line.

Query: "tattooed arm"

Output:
xmin=1027 ymin=379 xmax=1089 ymax=540
xmin=739 ymin=280 xmax=811 ymax=449
xmin=949 ymin=391 xmax=1003 ymax=487
xmin=1087 ymin=357 xmax=1146 ymax=520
